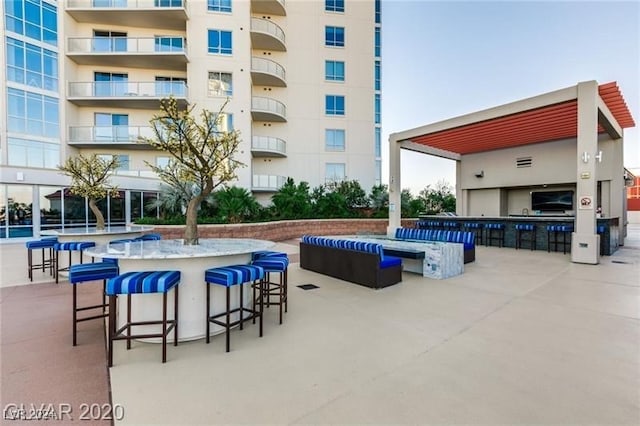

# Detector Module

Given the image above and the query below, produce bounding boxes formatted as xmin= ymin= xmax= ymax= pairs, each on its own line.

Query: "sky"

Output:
xmin=381 ymin=0 xmax=640 ymax=194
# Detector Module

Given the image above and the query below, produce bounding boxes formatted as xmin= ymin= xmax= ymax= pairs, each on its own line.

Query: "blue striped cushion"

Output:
xmin=485 ymin=223 xmax=504 ymax=230
xmin=107 ymin=270 xmax=181 ymax=295
xmin=547 ymin=225 xmax=573 ymax=232
xmin=252 ymin=250 xmax=287 ymax=260
xmin=135 ymin=233 xmax=162 ymax=241
xmin=252 ymin=257 xmax=289 ymax=272
xmin=69 ymin=261 xmax=119 ymax=284
xmin=464 ymin=222 xmax=483 ymax=229
xmin=26 ymin=239 xmax=57 ymax=249
xmin=54 ymin=241 xmax=96 ymax=251
xmin=515 ymin=224 xmax=535 ymax=231
xmin=597 ymin=225 xmax=606 ymax=234
xmin=205 ymin=265 xmax=264 ymax=287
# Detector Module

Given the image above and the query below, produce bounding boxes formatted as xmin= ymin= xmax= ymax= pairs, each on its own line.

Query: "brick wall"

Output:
xmin=151 ymin=219 xmax=417 ymax=242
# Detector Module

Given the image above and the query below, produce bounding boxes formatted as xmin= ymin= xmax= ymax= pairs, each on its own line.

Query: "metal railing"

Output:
xmin=252 ymin=136 xmax=286 ymax=154
xmin=252 ymin=96 xmax=286 ymax=118
xmin=67 ymin=36 xmax=186 ymax=54
xmin=250 ymin=18 xmax=286 ymax=45
xmin=252 ymin=174 xmax=287 ymax=190
xmin=68 ymin=126 xmax=155 ymax=143
xmin=66 ymin=0 xmax=185 ymax=9
xmin=251 ymin=57 xmax=286 ymax=82
xmin=68 ymin=81 xmax=187 ymax=98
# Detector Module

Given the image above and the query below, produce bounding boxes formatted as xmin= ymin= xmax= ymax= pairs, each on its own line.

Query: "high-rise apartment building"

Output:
xmin=0 ymin=0 xmax=381 ymax=239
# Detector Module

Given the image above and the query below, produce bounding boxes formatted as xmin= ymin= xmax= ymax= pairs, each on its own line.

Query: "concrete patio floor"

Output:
xmin=1 ymin=227 xmax=639 ymax=424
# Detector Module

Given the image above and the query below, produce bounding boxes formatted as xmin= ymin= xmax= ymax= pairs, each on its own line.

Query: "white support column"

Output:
xmin=387 ymin=136 xmax=402 ymax=237
xmin=572 ymin=81 xmax=600 ymax=264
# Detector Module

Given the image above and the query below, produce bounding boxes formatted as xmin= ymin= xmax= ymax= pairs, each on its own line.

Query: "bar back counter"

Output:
xmin=416 ymin=216 xmax=620 ymax=255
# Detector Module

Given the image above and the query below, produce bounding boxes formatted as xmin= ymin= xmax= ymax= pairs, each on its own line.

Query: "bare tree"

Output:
xmin=58 ymin=154 xmax=120 ymax=230
xmin=140 ymin=97 xmax=243 ymax=245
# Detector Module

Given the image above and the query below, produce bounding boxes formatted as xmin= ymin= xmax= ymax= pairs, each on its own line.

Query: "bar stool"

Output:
xmin=25 ymin=237 xmax=57 ymax=281
xmin=485 ymin=223 xmax=505 ymax=247
xmin=68 ymin=259 xmax=119 ymax=346
xmin=251 ymin=255 xmax=289 ymax=325
xmin=464 ymin=223 xmax=484 ymax=245
xmin=54 ymin=242 xmax=96 ymax=283
xmin=442 ymin=221 xmax=460 ymax=230
xmin=597 ymin=225 xmax=606 ymax=256
xmin=204 ymin=264 xmax=265 ymax=352
xmin=546 ymin=224 xmax=573 ymax=254
xmin=515 ymin=223 xmax=537 ymax=250
xmin=106 ymin=270 xmax=181 ymax=366
xmin=424 ymin=220 xmax=442 ymax=230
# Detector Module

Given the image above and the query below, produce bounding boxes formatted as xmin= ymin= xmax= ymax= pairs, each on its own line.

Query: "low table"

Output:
xmin=350 ymin=236 xmax=464 ymax=279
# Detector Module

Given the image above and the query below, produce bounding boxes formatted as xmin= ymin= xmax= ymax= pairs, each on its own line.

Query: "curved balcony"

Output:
xmin=66 ymin=0 xmax=187 ymax=31
xmin=251 ymin=136 xmax=286 ymax=157
xmin=251 ymin=57 xmax=286 ymax=87
xmin=67 ymin=81 xmax=188 ymax=109
xmin=252 ymin=174 xmax=287 ymax=192
xmin=67 ymin=36 xmax=188 ymax=71
xmin=250 ymin=18 xmax=286 ymax=52
xmin=251 ymin=0 xmax=285 ymax=16
xmin=251 ymin=97 xmax=286 ymax=122
xmin=68 ymin=125 xmax=156 ymax=149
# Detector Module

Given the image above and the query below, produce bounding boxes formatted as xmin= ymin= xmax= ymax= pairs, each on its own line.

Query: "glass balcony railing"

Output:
xmin=68 ymin=126 xmax=155 ymax=144
xmin=250 ymin=18 xmax=286 ymax=51
xmin=252 ymin=174 xmax=287 ymax=191
xmin=68 ymin=81 xmax=187 ymax=98
xmin=251 ymin=96 xmax=286 ymax=122
xmin=66 ymin=0 xmax=185 ymax=9
xmin=67 ymin=36 xmax=186 ymax=54
xmin=251 ymin=57 xmax=286 ymax=86
xmin=251 ymin=136 xmax=286 ymax=156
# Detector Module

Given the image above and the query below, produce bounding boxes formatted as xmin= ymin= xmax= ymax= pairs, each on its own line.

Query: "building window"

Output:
xmin=5 ymin=0 xmax=57 ymax=46
xmin=374 ymin=60 xmax=381 ymax=91
xmin=325 ymin=95 xmax=345 ymax=116
xmin=95 ymin=113 xmax=129 ymax=142
xmin=94 ymin=71 xmax=128 ymax=96
xmin=7 ymin=137 xmax=59 ymax=168
xmin=208 ymin=0 xmax=231 ymax=12
xmin=325 ymin=129 xmax=345 ymax=151
xmin=93 ymin=30 xmax=127 ymax=52
xmin=375 ymin=127 xmax=381 ymax=157
xmin=375 ymin=0 xmax=381 ymax=24
xmin=375 ymin=27 xmax=381 ymax=57
xmin=209 ymin=113 xmax=234 ymax=133
xmin=6 ymin=37 xmax=58 ymax=91
xmin=325 ymin=26 xmax=344 ymax=47
xmin=325 ymin=61 xmax=345 ymax=82
xmin=375 ymin=159 xmax=382 ymax=186
xmin=7 ymin=88 xmax=59 ymax=138
xmin=154 ymin=36 xmax=183 ymax=52
xmin=208 ymin=72 xmax=233 ymax=96
xmin=155 ymin=76 xmax=187 ymax=96
xmin=98 ymin=154 xmax=130 ymax=171
xmin=156 ymin=156 xmax=170 ymax=168
xmin=208 ymin=30 xmax=232 ymax=55
xmin=325 ymin=163 xmax=346 ymax=183
xmin=325 ymin=0 xmax=344 ymax=12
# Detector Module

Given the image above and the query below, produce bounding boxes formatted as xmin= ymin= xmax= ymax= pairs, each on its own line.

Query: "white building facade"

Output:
xmin=0 ymin=0 xmax=381 ymax=238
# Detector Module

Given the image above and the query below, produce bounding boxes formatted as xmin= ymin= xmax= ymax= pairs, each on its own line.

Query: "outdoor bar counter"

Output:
xmin=417 ymin=216 xmax=620 ymax=255
xmin=85 ymin=238 xmax=275 ymax=342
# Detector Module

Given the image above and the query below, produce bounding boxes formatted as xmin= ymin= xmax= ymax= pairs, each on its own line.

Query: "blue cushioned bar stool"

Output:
xmin=205 ymin=264 xmax=265 ymax=352
xmin=546 ymin=224 xmax=573 ymax=254
xmin=25 ymin=237 xmax=57 ymax=281
xmin=463 ymin=223 xmax=484 ymax=245
xmin=485 ymin=223 xmax=505 ymax=247
xmin=424 ymin=220 xmax=442 ymax=230
xmin=597 ymin=225 xmax=606 ymax=255
xmin=68 ymin=259 xmax=119 ymax=346
xmin=442 ymin=221 xmax=460 ymax=230
xmin=515 ymin=223 xmax=537 ymax=250
xmin=54 ymin=242 xmax=96 ymax=283
xmin=252 ymin=255 xmax=289 ymax=325
xmin=106 ymin=270 xmax=181 ymax=366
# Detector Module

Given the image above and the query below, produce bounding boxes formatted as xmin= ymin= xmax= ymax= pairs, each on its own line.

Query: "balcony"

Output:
xmin=67 ymin=81 xmax=188 ymax=109
xmin=251 ymin=97 xmax=286 ymax=122
xmin=251 ymin=0 xmax=285 ymax=16
xmin=251 ymin=57 xmax=286 ymax=87
xmin=68 ymin=125 xmax=156 ymax=149
xmin=250 ymin=18 xmax=286 ymax=52
xmin=66 ymin=0 xmax=187 ymax=31
xmin=67 ymin=37 xmax=188 ymax=71
xmin=252 ymin=174 xmax=287 ymax=192
xmin=251 ymin=136 xmax=286 ymax=157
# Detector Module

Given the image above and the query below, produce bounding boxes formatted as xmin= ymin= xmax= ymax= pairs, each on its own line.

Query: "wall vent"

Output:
xmin=516 ymin=157 xmax=532 ymax=168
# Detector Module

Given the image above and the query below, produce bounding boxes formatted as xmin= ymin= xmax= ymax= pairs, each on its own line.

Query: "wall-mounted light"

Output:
xmin=581 ymin=151 xmax=590 ymax=163
xmin=474 ymin=170 xmax=484 ymax=178
xmin=594 ymin=150 xmax=603 ymax=163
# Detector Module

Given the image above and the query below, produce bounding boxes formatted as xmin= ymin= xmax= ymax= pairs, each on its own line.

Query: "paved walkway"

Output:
xmin=1 ymin=229 xmax=639 ymax=424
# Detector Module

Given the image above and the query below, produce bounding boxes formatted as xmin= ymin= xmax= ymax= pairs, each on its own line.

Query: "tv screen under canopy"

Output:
xmin=531 ymin=190 xmax=574 ymax=212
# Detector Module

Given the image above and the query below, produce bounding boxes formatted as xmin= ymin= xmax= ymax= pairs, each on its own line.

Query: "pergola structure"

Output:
xmin=388 ymin=81 xmax=635 ymax=264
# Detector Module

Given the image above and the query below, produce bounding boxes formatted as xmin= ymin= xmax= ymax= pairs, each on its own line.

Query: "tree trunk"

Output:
xmin=88 ymin=198 xmax=105 ymax=230
xmin=183 ymin=197 xmax=202 ymax=245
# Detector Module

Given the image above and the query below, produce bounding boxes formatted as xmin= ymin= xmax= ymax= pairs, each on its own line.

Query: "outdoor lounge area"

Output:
xmin=1 ymin=225 xmax=639 ymax=424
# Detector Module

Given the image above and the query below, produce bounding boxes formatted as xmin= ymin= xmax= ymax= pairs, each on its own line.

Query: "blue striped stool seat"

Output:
xmin=205 ymin=264 xmax=265 ymax=352
xmin=252 ymin=250 xmax=288 ymax=260
xmin=515 ymin=224 xmax=535 ymax=231
xmin=252 ymin=257 xmax=289 ymax=272
xmin=546 ymin=225 xmax=573 ymax=232
xmin=135 ymin=233 xmax=162 ymax=241
xmin=107 ymin=270 xmax=181 ymax=295
xmin=68 ymin=260 xmax=119 ymax=346
xmin=26 ymin=238 xmax=57 ymax=281
xmin=464 ymin=223 xmax=483 ymax=229
xmin=205 ymin=265 xmax=264 ymax=287
xmin=597 ymin=225 xmax=606 ymax=234
xmin=442 ymin=221 xmax=460 ymax=229
xmin=106 ymin=270 xmax=181 ymax=366
xmin=485 ymin=223 xmax=505 ymax=230
xmin=54 ymin=241 xmax=96 ymax=283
